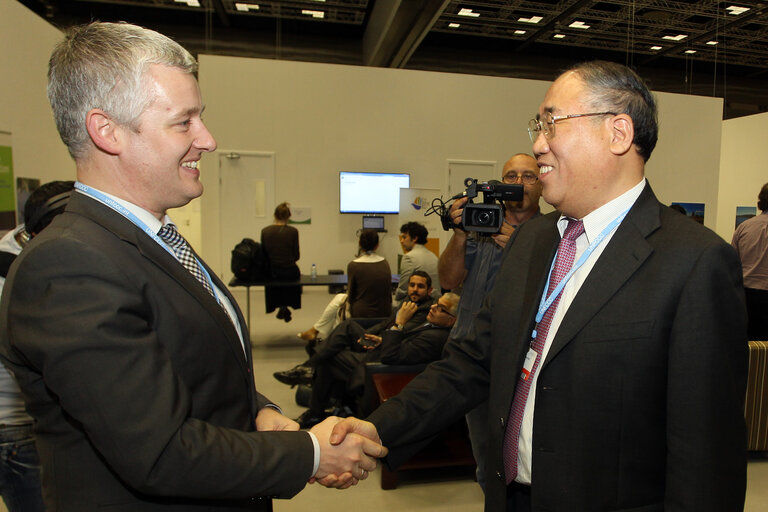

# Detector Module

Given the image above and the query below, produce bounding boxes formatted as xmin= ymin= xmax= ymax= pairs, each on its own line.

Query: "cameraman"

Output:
xmin=437 ymin=153 xmax=542 ymax=491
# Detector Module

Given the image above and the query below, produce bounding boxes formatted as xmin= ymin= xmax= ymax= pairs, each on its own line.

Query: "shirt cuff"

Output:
xmin=307 ymin=431 xmax=320 ymax=477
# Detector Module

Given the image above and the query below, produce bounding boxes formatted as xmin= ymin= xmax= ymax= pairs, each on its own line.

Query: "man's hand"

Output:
xmin=309 ymin=416 xmax=388 ymax=489
xmin=357 ymin=334 xmax=382 ymax=350
xmin=449 ymin=197 xmax=469 ymax=236
xmin=395 ymin=301 xmax=418 ymax=327
xmin=255 ymin=407 xmax=300 ymax=431
xmin=491 ymin=220 xmax=516 ymax=248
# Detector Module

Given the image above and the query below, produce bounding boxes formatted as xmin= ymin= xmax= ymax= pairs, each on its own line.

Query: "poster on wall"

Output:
xmin=288 ymin=206 xmax=311 ymax=225
xmin=0 ymin=140 xmax=15 ymax=231
xmin=399 ymin=188 xmax=441 ymax=256
xmin=735 ymin=206 xmax=757 ymax=229
xmin=670 ymin=202 xmax=705 ymax=224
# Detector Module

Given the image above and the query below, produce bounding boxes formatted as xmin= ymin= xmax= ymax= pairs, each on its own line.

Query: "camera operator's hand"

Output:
xmin=449 ymin=197 xmax=469 ymax=234
xmin=491 ymin=220 xmax=516 ymax=249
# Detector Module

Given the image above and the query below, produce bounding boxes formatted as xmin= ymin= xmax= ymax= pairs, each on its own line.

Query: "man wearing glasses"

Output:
xmin=335 ymin=61 xmax=747 ymax=511
xmin=437 ymin=153 xmax=542 ymax=492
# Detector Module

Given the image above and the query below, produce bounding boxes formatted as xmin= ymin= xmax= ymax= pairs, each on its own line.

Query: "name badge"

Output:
xmin=520 ymin=348 xmax=538 ymax=381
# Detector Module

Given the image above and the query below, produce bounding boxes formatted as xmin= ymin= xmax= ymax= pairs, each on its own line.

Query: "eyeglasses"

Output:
xmin=528 ymin=111 xmax=616 ymax=143
xmin=432 ymin=303 xmax=455 ymax=317
xmin=503 ymin=172 xmax=539 ymax=185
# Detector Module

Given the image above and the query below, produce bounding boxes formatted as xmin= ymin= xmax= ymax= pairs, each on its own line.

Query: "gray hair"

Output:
xmin=441 ymin=292 xmax=461 ymax=317
xmin=47 ymin=22 xmax=197 ymax=160
xmin=567 ymin=61 xmax=658 ymax=162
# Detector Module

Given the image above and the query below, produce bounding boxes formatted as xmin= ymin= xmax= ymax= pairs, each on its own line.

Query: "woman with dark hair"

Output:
xmin=298 ymin=230 xmax=391 ymax=342
xmin=261 ymin=202 xmax=301 ymax=322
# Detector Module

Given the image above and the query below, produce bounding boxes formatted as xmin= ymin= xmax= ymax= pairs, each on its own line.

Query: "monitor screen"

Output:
xmin=339 ymin=172 xmax=410 ymax=214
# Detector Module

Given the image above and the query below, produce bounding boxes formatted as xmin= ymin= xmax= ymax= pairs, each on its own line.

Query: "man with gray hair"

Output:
xmin=334 ymin=61 xmax=748 ymax=511
xmin=0 ymin=22 xmax=384 ymax=511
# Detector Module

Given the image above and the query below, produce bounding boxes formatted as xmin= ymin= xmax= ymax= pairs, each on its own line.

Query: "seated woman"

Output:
xmin=298 ymin=229 xmax=391 ymax=342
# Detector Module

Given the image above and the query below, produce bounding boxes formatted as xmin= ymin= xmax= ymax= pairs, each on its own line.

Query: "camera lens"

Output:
xmin=477 ymin=211 xmax=492 ymax=225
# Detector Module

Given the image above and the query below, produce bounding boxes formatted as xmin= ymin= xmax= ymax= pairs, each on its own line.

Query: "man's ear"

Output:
xmin=85 ymin=109 xmax=122 ymax=155
xmin=608 ymin=113 xmax=635 ymax=156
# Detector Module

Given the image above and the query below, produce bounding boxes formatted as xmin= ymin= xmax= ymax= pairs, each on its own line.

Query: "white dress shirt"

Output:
xmin=516 ymin=178 xmax=647 ymax=484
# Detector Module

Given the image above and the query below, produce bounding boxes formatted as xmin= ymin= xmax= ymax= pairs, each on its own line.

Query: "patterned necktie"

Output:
xmin=503 ymin=218 xmax=585 ymax=484
xmin=157 ymin=223 xmax=216 ymax=298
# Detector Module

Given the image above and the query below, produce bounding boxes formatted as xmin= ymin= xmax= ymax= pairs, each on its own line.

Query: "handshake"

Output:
xmin=309 ymin=416 xmax=387 ymax=489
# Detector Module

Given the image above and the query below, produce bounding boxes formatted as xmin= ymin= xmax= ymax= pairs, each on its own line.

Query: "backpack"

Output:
xmin=230 ymin=238 xmax=266 ymax=281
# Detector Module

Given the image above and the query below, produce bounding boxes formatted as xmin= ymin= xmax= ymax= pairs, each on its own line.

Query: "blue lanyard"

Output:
xmin=73 ymin=182 xmax=220 ymax=300
xmin=532 ymin=208 xmax=631 ymax=340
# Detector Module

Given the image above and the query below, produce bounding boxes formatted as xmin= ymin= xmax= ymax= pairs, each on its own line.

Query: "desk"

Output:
xmin=228 ymin=274 xmax=398 ymax=331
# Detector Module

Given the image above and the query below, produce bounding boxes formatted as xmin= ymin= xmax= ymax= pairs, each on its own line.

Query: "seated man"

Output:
xmin=275 ymin=270 xmax=435 ymax=385
xmin=295 ymin=291 xmax=459 ymax=428
xmin=394 ymin=222 xmax=440 ymax=306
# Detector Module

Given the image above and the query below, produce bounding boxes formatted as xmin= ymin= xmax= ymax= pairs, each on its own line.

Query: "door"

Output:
xmin=218 ymin=151 xmax=275 ymax=283
xmin=447 ymin=159 xmax=497 ymax=198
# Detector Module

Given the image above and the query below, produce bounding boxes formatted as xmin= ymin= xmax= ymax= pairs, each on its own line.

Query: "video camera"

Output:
xmin=426 ymin=177 xmax=523 ymax=235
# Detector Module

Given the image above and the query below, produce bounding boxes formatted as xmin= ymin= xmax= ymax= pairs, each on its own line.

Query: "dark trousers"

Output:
xmin=506 ymin=482 xmax=531 ymax=512
xmin=745 ymin=287 xmax=768 ymax=340
xmin=308 ymin=319 xmax=366 ymax=366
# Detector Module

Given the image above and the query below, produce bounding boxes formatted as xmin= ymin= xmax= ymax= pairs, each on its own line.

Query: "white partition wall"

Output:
xmin=198 ymin=55 xmax=725 ymax=278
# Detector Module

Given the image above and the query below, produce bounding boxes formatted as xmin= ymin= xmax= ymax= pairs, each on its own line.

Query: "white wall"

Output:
xmin=717 ymin=112 xmax=768 ymax=241
xmin=198 ymin=55 xmax=725 ymax=279
xmin=0 ymin=8 xmax=728 ymax=277
xmin=0 ymin=0 xmax=73 ymax=184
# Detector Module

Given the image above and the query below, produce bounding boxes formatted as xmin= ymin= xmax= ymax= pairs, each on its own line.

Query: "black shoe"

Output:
xmin=283 ymin=310 xmax=292 ymax=323
xmin=296 ymin=409 xmax=327 ymax=429
xmin=276 ymin=308 xmax=285 ymax=320
xmin=273 ymin=364 xmax=314 ymax=386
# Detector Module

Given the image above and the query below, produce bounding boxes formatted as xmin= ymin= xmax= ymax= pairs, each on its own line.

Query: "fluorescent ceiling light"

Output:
xmin=662 ymin=34 xmax=687 ymax=41
xmin=302 ymin=9 xmax=325 ymax=18
xmin=569 ymin=21 xmax=590 ymax=29
xmin=235 ymin=2 xmax=259 ymax=11
xmin=519 ymin=16 xmax=543 ymax=24
xmin=514 ymin=30 xmax=527 ymax=35
xmin=726 ymin=6 xmax=750 ymax=15
xmin=706 ymin=40 xmax=719 ymax=45
xmin=684 ymin=49 xmax=696 ymax=54
xmin=458 ymin=8 xmax=480 ymax=17
xmin=553 ymin=34 xmax=566 ymax=39
xmin=175 ymin=0 xmax=200 ymax=6
xmin=650 ymin=46 xmax=662 ymax=50
xmin=448 ymin=23 xmax=460 ymax=28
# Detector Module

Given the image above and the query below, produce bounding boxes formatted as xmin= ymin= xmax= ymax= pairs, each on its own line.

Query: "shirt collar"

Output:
xmin=76 ymin=186 xmax=171 ymax=234
xmin=557 ymin=178 xmax=646 ymax=242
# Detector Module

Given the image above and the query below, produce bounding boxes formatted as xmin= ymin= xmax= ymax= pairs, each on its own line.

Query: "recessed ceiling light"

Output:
xmin=458 ymin=8 xmax=480 ymax=17
xmin=302 ymin=9 xmax=325 ymax=18
xmin=569 ymin=21 xmax=590 ymax=29
xmin=553 ymin=34 xmax=566 ymax=39
xmin=174 ymin=0 xmax=200 ymax=6
xmin=235 ymin=2 xmax=259 ymax=11
xmin=685 ymin=49 xmax=696 ymax=54
xmin=662 ymin=34 xmax=687 ymax=41
xmin=726 ymin=6 xmax=750 ymax=15
xmin=650 ymin=46 xmax=662 ymax=50
xmin=514 ymin=30 xmax=527 ymax=35
xmin=448 ymin=23 xmax=460 ymax=28
xmin=519 ymin=16 xmax=543 ymax=24
xmin=706 ymin=40 xmax=719 ymax=45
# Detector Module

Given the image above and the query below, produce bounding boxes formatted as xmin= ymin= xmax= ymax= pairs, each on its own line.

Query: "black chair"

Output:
xmin=327 ymin=268 xmax=345 ymax=294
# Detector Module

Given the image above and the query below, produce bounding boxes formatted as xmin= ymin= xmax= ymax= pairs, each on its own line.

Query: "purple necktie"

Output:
xmin=503 ymin=218 xmax=585 ymax=484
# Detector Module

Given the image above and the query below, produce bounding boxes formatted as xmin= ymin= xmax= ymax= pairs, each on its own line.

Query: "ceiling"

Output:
xmin=16 ymin=0 xmax=768 ymax=119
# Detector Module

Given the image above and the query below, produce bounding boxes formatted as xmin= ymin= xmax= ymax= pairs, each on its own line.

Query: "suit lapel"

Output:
xmin=67 ymin=193 xmax=249 ymax=367
xmin=542 ymin=185 xmax=661 ymax=366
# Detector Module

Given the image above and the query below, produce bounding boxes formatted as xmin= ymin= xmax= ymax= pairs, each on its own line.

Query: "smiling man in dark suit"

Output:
xmin=0 ymin=21 xmax=385 ymax=511
xmin=332 ymin=61 xmax=748 ymax=511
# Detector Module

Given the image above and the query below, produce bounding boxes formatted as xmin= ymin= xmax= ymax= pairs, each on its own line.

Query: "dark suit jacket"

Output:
xmin=368 ymin=184 xmax=748 ymax=512
xmin=0 ymin=193 xmax=314 ymax=511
